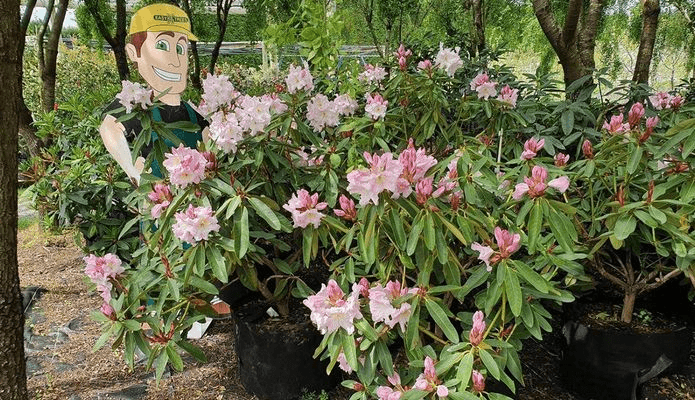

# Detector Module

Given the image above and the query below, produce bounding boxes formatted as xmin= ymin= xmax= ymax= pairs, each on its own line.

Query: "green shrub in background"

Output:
xmin=22 ymin=44 xmax=138 ymax=261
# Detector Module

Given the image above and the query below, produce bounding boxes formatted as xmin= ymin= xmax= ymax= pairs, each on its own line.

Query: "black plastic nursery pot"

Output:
xmin=233 ymin=301 xmax=341 ymax=400
xmin=560 ymin=320 xmax=693 ymax=400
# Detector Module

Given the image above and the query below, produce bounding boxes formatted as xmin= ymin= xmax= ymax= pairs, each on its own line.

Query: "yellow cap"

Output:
xmin=129 ymin=3 xmax=199 ymax=41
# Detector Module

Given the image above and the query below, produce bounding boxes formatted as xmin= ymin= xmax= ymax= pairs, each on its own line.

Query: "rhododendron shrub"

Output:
xmin=88 ymin=45 xmax=695 ymax=397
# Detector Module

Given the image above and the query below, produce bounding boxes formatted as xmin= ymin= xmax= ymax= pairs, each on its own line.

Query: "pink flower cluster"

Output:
xmin=471 ymin=227 xmax=521 ymax=270
xmin=649 ymin=91 xmax=684 ymax=110
xmin=393 ymin=44 xmax=412 ymax=71
xmin=413 ymin=356 xmax=449 ymax=398
xmin=171 ymin=204 xmax=220 ymax=244
xmin=283 ymin=189 xmax=328 ymax=229
xmin=306 ymin=94 xmax=340 ymax=132
xmin=368 ymin=280 xmax=416 ymax=331
xmin=470 ymin=73 xmax=497 ymax=100
xmin=334 ymin=93 xmax=359 ymax=116
xmin=198 ymin=73 xmax=238 ymax=115
xmin=261 ymin=93 xmax=288 ymax=115
xmin=602 ymin=114 xmax=630 ymax=134
xmin=162 ymin=145 xmax=208 ymax=188
xmin=116 ymin=80 xmax=153 ymax=114
xmin=303 ymin=280 xmax=363 ymax=334
xmin=285 ymin=63 xmax=315 ymax=94
xmin=417 ymin=59 xmax=433 ymax=75
xmin=554 ymin=153 xmax=569 ymax=167
xmin=209 ymin=110 xmax=243 ymax=154
xmin=393 ymin=139 xmax=438 ymax=199
xmin=148 ymin=183 xmax=173 ymax=218
xmin=520 ymin=137 xmax=545 ymax=160
xmin=235 ymin=95 xmax=273 ymax=135
xmin=497 ymin=85 xmax=519 ymax=108
xmin=347 ymin=152 xmax=403 ymax=206
xmin=359 ymin=64 xmax=388 ymax=84
xmin=365 ymin=93 xmax=389 ymax=120
xmin=84 ymin=253 xmax=125 ymax=306
xmin=434 ymin=43 xmax=463 ymax=77
xmin=512 ymin=165 xmax=569 ymax=200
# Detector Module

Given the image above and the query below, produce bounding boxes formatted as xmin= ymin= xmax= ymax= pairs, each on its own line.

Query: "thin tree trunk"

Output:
xmin=41 ymin=0 xmax=69 ymax=113
xmin=0 ymin=0 xmax=28 ymax=398
xmin=180 ymin=0 xmax=202 ymax=90
xmin=621 ymin=290 xmax=636 ymax=323
xmin=632 ymin=0 xmax=660 ymax=84
xmin=84 ymin=0 xmax=130 ymax=80
xmin=472 ymin=0 xmax=485 ymax=57
xmin=209 ymin=0 xmax=233 ymax=74
xmin=37 ymin=0 xmax=55 ymax=94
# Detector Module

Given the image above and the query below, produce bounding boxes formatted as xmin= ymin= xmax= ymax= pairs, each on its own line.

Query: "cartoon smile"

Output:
xmin=152 ymin=67 xmax=181 ymax=82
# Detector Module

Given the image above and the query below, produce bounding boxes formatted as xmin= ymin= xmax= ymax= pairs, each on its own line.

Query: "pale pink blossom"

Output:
xmin=554 ymin=153 xmax=569 ymax=167
xmin=148 ymin=183 xmax=173 ymax=218
xmin=649 ymin=92 xmax=672 ymax=110
xmin=199 ymin=74 xmax=238 ymax=115
xmin=497 ymin=85 xmax=519 ymax=108
xmin=520 ymin=137 xmax=545 ymax=160
xmin=303 ymin=280 xmax=363 ymax=334
xmin=285 ymin=63 xmax=314 ymax=94
xmin=469 ymin=311 xmax=486 ymax=346
xmin=368 ymin=281 xmax=413 ymax=331
xmin=209 ymin=110 xmax=243 ymax=153
xmin=84 ymin=253 xmax=125 ymax=286
xmin=417 ymin=59 xmax=433 ymax=74
xmin=172 ymin=205 xmax=220 ymax=244
xmin=97 ymin=282 xmax=112 ymax=303
xmin=261 ymin=93 xmax=288 ymax=115
xmin=334 ymin=94 xmax=359 ymax=116
xmin=476 ymin=81 xmax=498 ymax=100
xmin=365 ymin=93 xmax=389 ymax=120
xmin=603 ymin=114 xmax=630 ymax=134
xmin=235 ymin=95 xmax=272 ymax=135
xmin=337 ymin=351 xmax=353 ymax=373
xmin=628 ymin=102 xmax=645 ymax=128
xmin=434 ymin=43 xmax=463 ymax=77
xmin=470 ymin=73 xmax=489 ymax=91
xmin=100 ymin=302 xmax=115 ymax=318
xmin=471 ymin=242 xmax=493 ymax=271
xmin=359 ymin=64 xmax=387 ymax=84
xmin=513 ymin=165 xmax=569 ymax=200
xmin=282 ymin=189 xmax=328 ymax=229
xmin=334 ymin=194 xmax=357 ymax=221
xmin=306 ymin=94 xmax=339 ymax=132
xmin=376 ymin=386 xmax=402 ymax=400
xmin=472 ymin=370 xmax=485 ymax=393
xmin=162 ymin=145 xmax=207 ymax=188
xmin=347 ymin=152 xmax=403 ymax=206
xmin=116 ymin=80 xmax=153 ymax=114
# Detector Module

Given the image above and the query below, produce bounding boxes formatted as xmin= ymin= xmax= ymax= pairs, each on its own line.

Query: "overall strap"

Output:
xmin=151 ymin=107 xmax=163 ymax=122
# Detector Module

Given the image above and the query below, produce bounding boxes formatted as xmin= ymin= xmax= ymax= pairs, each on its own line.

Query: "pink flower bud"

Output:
xmin=554 ymin=153 xmax=569 ymax=167
xmin=472 ymin=370 xmax=485 ymax=393
xmin=582 ymin=140 xmax=594 ymax=159
xmin=628 ymin=102 xmax=645 ymax=128
xmin=469 ymin=311 xmax=486 ymax=346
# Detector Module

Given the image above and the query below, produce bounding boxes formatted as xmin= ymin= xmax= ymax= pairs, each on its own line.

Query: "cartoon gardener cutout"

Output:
xmin=100 ymin=3 xmax=209 ymax=185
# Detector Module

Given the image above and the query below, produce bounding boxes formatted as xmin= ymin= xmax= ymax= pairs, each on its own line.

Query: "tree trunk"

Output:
xmin=471 ymin=0 xmax=485 ymax=57
xmin=532 ymin=0 xmax=604 ymax=95
xmin=632 ymin=0 xmax=660 ymax=84
xmin=621 ymin=289 xmax=636 ymax=324
xmin=84 ymin=0 xmax=130 ymax=80
xmin=0 ymin=0 xmax=29 ymax=399
xmin=41 ymin=0 xmax=69 ymax=113
xmin=180 ymin=0 xmax=202 ymax=90
xmin=209 ymin=0 xmax=232 ymax=74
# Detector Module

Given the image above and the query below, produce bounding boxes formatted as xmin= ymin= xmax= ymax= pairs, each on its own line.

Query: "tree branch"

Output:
xmin=84 ymin=0 xmax=118 ymax=48
xmin=594 ymin=257 xmax=628 ymax=290
xmin=531 ymin=0 xmax=564 ymax=53
xmin=20 ymin=0 xmax=38 ymax=36
xmin=577 ymin=0 xmax=603 ymax=68
xmin=562 ymin=0 xmax=583 ymax=48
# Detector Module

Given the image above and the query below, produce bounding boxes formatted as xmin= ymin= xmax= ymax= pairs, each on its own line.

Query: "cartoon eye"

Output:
xmin=155 ymin=39 xmax=170 ymax=51
xmin=176 ymin=43 xmax=185 ymax=55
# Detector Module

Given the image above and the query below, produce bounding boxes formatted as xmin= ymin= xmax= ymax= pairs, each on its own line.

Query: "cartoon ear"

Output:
xmin=125 ymin=43 xmax=138 ymax=63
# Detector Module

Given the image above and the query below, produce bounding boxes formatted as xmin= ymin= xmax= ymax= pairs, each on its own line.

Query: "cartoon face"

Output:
xmin=127 ymin=31 xmax=189 ymax=96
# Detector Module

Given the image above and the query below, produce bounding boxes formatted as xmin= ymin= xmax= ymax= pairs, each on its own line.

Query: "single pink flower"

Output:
xmin=520 ymin=137 xmax=545 ymax=160
xmin=513 ymin=166 xmax=568 ymax=200
xmin=172 ymin=205 xmax=220 ymax=244
xmin=84 ymin=253 xmax=125 ymax=287
xmin=548 ymin=176 xmax=570 ymax=193
xmin=162 ymin=145 xmax=208 ymax=189
xmin=649 ymin=92 xmax=672 ymax=110
xmin=283 ymin=189 xmax=328 ymax=229
xmin=334 ymin=194 xmax=357 ymax=221
xmin=476 ymin=81 xmax=498 ymax=100
xmin=303 ymin=280 xmax=363 ymax=335
xmin=368 ymin=281 xmax=413 ymax=331
xmin=471 ymin=242 xmax=494 ymax=271
xmin=347 ymin=152 xmax=403 ymax=206
xmin=497 ymin=85 xmax=519 ymax=108
xmin=494 ymin=227 xmax=521 ymax=258
xmin=413 ymin=356 xmax=447 ymax=397
xmin=365 ymin=93 xmax=389 ymax=120
xmin=603 ymin=114 xmax=630 ymax=134
xmin=470 ymin=73 xmax=490 ymax=91
xmin=670 ymin=95 xmax=684 ymax=109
